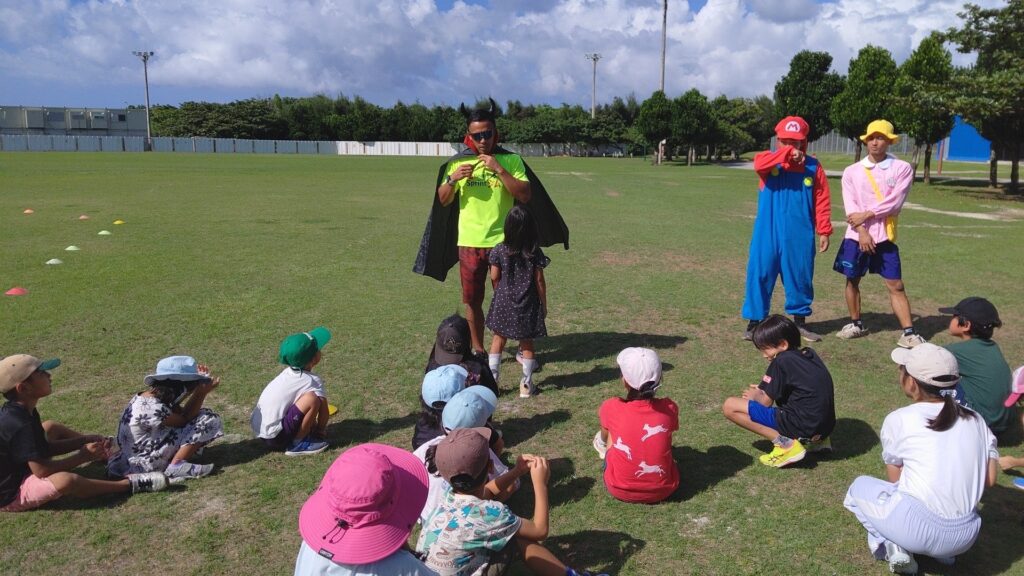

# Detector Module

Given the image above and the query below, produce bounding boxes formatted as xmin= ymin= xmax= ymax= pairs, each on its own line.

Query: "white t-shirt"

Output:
xmin=294 ymin=541 xmax=438 ymax=576
xmin=881 ymin=401 xmax=998 ymax=519
xmin=411 ymin=435 xmax=512 ymax=528
xmin=251 ymin=368 xmax=326 ymax=439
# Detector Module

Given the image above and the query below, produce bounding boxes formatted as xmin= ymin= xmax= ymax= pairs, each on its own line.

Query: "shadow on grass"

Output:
xmin=540 ymin=361 xmax=674 ymax=391
xmin=327 ymin=411 xmax=419 ymax=447
xmin=536 ymin=332 xmax=687 ymax=365
xmin=500 ymin=409 xmax=571 ymax=448
xmin=540 ymin=366 xmax=621 ymax=391
xmin=543 ymin=530 xmax=646 ymax=576
xmin=749 ymin=417 xmax=878 ymax=469
xmin=201 ymin=435 xmax=277 ymax=469
xmin=546 ymin=457 xmax=595 ymax=509
xmin=670 ymin=445 xmax=752 ymax=501
xmin=913 ymin=483 xmax=1024 ymax=576
xmin=803 ymin=312 xmax=948 ymax=341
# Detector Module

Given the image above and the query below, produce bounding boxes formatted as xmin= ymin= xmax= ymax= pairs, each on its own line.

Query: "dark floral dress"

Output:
xmin=485 ymin=243 xmax=549 ymax=340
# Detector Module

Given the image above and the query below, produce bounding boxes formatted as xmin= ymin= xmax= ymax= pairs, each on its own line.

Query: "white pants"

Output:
xmin=843 ymin=476 xmax=981 ymax=560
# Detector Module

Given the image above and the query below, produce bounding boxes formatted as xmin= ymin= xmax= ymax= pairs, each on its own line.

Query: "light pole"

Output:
xmin=132 ymin=50 xmax=154 ymax=150
xmin=585 ymin=53 xmax=601 ymax=119
xmin=660 ymin=0 xmax=667 ymax=92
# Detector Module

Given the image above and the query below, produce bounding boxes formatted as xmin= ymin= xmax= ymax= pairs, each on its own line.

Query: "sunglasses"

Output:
xmin=469 ymin=130 xmax=494 ymax=142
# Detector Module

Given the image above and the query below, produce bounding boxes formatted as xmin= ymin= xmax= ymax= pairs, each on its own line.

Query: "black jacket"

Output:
xmin=413 ymin=146 xmax=569 ymax=281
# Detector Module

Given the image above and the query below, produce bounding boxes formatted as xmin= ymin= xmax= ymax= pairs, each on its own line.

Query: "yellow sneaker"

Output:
xmin=758 ymin=441 xmax=806 ymax=468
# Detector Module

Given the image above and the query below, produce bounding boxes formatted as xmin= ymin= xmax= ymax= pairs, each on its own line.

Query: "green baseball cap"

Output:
xmin=279 ymin=327 xmax=332 ymax=368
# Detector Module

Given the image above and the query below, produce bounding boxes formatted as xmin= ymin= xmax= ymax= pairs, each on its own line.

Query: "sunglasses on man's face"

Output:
xmin=469 ymin=130 xmax=494 ymax=142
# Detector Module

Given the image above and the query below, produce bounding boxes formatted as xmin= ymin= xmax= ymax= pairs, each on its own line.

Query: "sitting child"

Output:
xmin=939 ymin=297 xmax=1015 ymax=435
xmin=295 ymin=443 xmax=438 ymax=575
xmin=998 ymin=365 xmax=1024 ymax=487
xmin=592 ymin=347 xmax=679 ymax=504
xmin=413 ymin=364 xmax=467 ymax=450
xmin=108 ymin=355 xmax=224 ymax=480
xmin=426 ymin=314 xmax=499 ymax=395
xmin=722 ymin=315 xmax=836 ymax=468
xmin=1 ymin=354 xmax=168 ymax=513
xmin=418 ymin=428 xmax=606 ymax=576
xmin=251 ymin=327 xmax=332 ymax=456
xmin=413 ymin=385 xmax=513 ymax=524
xmin=844 ymin=344 xmax=998 ymax=573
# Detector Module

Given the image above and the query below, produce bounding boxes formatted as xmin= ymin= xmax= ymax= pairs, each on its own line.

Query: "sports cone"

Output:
xmin=45 ymin=259 xmax=63 ymax=265
xmin=65 ymin=246 xmax=81 ymax=251
xmin=5 ymin=287 xmax=28 ymax=296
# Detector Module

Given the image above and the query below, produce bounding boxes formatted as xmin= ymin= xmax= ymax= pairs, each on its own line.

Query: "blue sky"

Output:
xmin=0 ymin=0 xmax=999 ymax=110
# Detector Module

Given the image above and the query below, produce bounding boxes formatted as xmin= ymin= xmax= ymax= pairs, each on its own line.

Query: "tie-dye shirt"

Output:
xmin=417 ymin=488 xmax=522 ymax=576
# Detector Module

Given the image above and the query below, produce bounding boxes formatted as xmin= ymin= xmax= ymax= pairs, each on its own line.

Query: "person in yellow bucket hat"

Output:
xmin=832 ymin=119 xmax=925 ymax=348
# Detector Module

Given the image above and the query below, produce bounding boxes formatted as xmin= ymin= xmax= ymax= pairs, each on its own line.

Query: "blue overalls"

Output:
xmin=742 ymin=158 xmax=819 ymax=321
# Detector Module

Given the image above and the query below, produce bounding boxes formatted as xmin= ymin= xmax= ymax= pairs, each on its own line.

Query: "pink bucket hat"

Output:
xmin=298 ymin=443 xmax=428 ymax=565
xmin=1005 ymin=365 xmax=1024 ymax=407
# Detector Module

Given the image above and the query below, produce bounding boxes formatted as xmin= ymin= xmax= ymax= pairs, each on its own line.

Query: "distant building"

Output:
xmin=0 ymin=106 xmax=147 ymax=137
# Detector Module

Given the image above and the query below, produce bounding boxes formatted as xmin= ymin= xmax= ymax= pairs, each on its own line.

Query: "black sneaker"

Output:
xmin=743 ymin=321 xmax=759 ymax=341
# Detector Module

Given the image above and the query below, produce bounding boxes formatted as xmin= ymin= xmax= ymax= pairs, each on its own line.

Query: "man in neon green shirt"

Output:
xmin=436 ymin=106 xmax=532 ymax=353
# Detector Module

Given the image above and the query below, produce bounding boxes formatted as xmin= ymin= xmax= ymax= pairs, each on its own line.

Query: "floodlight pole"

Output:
xmin=585 ymin=53 xmax=601 ymax=119
xmin=660 ymin=0 xmax=667 ymax=92
xmin=132 ymin=50 xmax=154 ymax=151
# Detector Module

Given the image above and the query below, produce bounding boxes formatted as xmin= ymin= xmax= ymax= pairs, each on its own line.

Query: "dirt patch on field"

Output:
xmin=605 ymin=189 xmax=620 ymax=197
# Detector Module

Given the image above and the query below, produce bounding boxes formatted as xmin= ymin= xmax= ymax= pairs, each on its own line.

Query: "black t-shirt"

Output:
xmin=758 ymin=348 xmax=836 ymax=440
xmin=0 ymin=402 xmax=50 ymax=506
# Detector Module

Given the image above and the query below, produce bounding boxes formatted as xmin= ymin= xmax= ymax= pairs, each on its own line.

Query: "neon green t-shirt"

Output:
xmin=447 ymin=153 xmax=528 ymax=248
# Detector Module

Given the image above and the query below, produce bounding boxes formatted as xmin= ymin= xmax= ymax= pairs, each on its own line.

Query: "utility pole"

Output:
xmin=132 ymin=50 xmax=154 ymax=151
xmin=585 ymin=53 xmax=601 ymax=119
xmin=660 ymin=0 xmax=667 ymax=92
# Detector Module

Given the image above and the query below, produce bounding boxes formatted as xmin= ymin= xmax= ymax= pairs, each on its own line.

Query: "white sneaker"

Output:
xmin=166 ymin=461 xmax=214 ymax=480
xmin=592 ymin=431 xmax=608 ymax=460
xmin=897 ymin=332 xmax=926 ymax=348
xmin=836 ymin=323 xmax=869 ymax=339
xmin=884 ymin=541 xmax=918 ymax=574
xmin=128 ymin=471 xmax=169 ymax=494
xmin=519 ymin=377 xmax=534 ymax=398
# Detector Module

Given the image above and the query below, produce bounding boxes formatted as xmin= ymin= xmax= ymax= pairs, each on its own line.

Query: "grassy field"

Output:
xmin=1 ymin=152 xmax=1022 ymax=576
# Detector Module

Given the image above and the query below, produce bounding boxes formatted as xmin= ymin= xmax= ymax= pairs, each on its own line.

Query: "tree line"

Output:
xmin=150 ymin=0 xmax=1020 ymax=190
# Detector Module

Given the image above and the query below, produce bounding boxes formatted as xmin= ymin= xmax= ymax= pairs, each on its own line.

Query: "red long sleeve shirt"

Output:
xmin=753 ymin=146 xmax=833 ymax=236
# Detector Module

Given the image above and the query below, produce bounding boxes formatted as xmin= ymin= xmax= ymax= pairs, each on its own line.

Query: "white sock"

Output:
xmin=522 ymin=359 xmax=536 ymax=381
xmin=488 ymin=353 xmax=501 ymax=379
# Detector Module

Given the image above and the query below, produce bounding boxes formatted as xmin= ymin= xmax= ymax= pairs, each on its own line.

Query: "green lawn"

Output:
xmin=1 ymin=152 xmax=1022 ymax=575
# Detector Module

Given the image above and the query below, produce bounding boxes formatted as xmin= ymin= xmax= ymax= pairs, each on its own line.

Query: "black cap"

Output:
xmin=939 ymin=297 xmax=1002 ymax=328
xmin=433 ymin=315 xmax=469 ymax=365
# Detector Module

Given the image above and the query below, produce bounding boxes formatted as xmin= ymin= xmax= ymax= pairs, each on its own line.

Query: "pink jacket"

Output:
xmin=840 ymin=154 xmax=913 ymax=242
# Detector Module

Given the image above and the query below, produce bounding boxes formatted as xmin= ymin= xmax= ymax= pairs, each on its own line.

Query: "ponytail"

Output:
xmin=625 ymin=381 xmax=659 ymax=402
xmin=919 ymin=381 xmax=976 ymax=432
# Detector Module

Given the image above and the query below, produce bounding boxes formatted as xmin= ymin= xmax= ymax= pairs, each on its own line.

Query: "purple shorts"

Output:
xmin=264 ymin=403 xmax=305 ymax=450
xmin=832 ymin=238 xmax=902 ymax=280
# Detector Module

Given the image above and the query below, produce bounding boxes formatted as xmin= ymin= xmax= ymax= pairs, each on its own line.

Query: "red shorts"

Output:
xmin=459 ymin=247 xmax=492 ymax=307
xmin=0 ymin=474 xmax=61 ymax=512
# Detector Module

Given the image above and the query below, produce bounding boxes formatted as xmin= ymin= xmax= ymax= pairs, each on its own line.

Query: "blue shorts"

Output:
xmin=264 ymin=403 xmax=305 ymax=450
xmin=832 ymin=238 xmax=902 ymax=280
xmin=748 ymin=400 xmax=778 ymax=431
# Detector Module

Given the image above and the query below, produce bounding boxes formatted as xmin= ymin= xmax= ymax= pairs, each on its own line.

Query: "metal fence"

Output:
xmin=0 ymin=134 xmax=628 ymax=158
xmin=771 ymin=131 xmax=917 ymax=156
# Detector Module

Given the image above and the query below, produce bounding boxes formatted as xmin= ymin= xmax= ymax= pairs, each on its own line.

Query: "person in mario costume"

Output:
xmin=741 ymin=116 xmax=832 ymax=342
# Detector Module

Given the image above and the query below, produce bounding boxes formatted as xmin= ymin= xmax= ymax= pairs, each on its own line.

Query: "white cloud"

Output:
xmin=0 ymin=0 xmax=1007 ymax=108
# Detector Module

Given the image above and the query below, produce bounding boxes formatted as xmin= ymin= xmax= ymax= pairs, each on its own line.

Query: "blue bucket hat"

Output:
xmin=144 ymin=355 xmax=212 ymax=386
